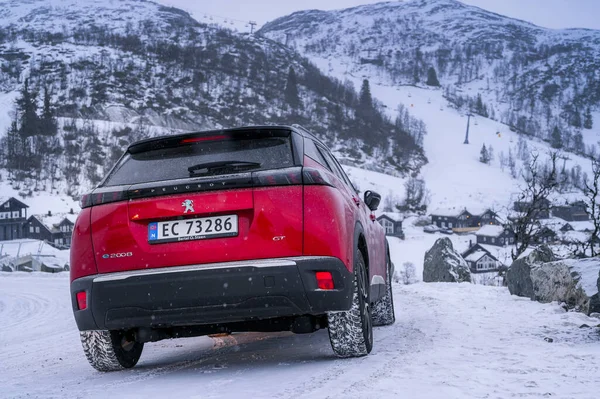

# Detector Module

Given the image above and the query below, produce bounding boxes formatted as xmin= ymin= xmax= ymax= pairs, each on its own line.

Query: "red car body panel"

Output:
xmin=88 ymin=186 xmax=303 ymax=275
xmin=70 ymin=208 xmax=97 ymax=281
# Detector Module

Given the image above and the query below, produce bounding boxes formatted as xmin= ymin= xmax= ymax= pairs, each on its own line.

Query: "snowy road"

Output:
xmin=1 ymin=273 xmax=600 ymax=399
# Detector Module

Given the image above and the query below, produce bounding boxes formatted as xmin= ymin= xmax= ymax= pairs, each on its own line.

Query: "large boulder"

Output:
xmin=423 ymin=238 xmax=471 ymax=283
xmin=506 ymin=246 xmax=556 ymax=298
xmin=530 ymin=261 xmax=588 ymax=311
xmin=507 ymin=250 xmax=600 ymax=315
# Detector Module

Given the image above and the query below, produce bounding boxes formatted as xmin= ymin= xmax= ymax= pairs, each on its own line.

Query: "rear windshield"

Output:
xmin=102 ymin=135 xmax=294 ymax=186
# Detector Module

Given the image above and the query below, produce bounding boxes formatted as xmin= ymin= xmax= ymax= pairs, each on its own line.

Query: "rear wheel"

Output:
xmin=372 ymin=248 xmax=396 ymax=326
xmin=80 ymin=329 xmax=144 ymax=372
xmin=328 ymin=249 xmax=373 ymax=358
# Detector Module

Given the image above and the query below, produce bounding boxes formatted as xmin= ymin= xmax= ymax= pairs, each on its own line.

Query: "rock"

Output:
xmin=530 ymin=260 xmax=588 ymax=311
xmin=580 ymin=324 xmax=590 ymax=328
xmin=506 ymin=246 xmax=556 ymax=298
xmin=423 ymin=238 xmax=471 ymax=283
xmin=544 ymin=337 xmax=554 ymax=343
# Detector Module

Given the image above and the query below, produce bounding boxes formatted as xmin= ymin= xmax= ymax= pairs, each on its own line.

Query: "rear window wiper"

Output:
xmin=188 ymin=161 xmax=262 ymax=176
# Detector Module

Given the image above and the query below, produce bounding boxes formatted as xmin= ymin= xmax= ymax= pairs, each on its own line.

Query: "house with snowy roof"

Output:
xmin=461 ymin=243 xmax=501 ymax=273
xmin=476 ymin=225 xmax=514 ymax=247
xmin=376 ymin=213 xmax=404 ymax=239
xmin=513 ymin=199 xmax=551 ymax=219
xmin=552 ymin=201 xmax=589 ymax=222
xmin=0 ymin=196 xmax=29 ymax=241
xmin=430 ymin=207 xmax=499 ymax=232
xmin=23 ymin=211 xmax=78 ymax=248
xmin=560 ymin=221 xmax=594 ymax=233
xmin=430 ymin=208 xmax=474 ymax=230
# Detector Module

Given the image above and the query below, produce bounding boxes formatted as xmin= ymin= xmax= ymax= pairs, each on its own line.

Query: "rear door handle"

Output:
xmin=352 ymin=197 xmax=360 ymax=207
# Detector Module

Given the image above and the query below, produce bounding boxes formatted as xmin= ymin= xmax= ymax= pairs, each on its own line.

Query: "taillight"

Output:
xmin=79 ymin=188 xmax=128 ymax=209
xmin=252 ymin=167 xmax=303 ymax=186
xmin=316 ymin=271 xmax=335 ymax=290
xmin=76 ymin=291 xmax=87 ymax=310
xmin=302 ymin=167 xmax=334 ymax=186
xmin=79 ymin=194 xmax=92 ymax=208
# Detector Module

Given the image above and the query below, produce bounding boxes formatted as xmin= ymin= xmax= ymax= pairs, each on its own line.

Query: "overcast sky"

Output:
xmin=157 ymin=0 xmax=600 ymax=31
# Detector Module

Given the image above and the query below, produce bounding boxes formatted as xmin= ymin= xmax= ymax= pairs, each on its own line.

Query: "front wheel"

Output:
xmin=80 ymin=329 xmax=144 ymax=372
xmin=372 ymin=248 xmax=396 ymax=326
xmin=327 ymin=249 xmax=373 ymax=358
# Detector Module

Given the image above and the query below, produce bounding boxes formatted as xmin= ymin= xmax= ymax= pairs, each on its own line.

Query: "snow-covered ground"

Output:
xmin=1 ymin=272 xmax=599 ymax=398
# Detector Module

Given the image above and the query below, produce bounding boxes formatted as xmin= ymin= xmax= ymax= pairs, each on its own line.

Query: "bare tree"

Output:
xmin=581 ymin=158 xmax=600 ymax=257
xmin=506 ymin=152 xmax=559 ymax=261
xmin=397 ymin=177 xmax=430 ymax=213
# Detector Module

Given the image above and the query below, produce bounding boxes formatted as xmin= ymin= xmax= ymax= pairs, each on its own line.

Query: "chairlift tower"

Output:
xmin=249 ymin=21 xmax=257 ymax=34
xmin=464 ymin=112 xmax=473 ymax=144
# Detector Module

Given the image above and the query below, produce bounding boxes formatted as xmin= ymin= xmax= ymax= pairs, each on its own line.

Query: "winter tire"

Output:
xmin=328 ymin=249 xmax=373 ymax=358
xmin=372 ymin=248 xmax=396 ymax=327
xmin=80 ymin=330 xmax=144 ymax=372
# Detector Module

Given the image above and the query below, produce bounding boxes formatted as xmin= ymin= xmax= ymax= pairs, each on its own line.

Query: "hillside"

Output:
xmin=0 ymin=0 xmax=426 ymax=201
xmin=259 ymin=0 xmax=600 ymax=158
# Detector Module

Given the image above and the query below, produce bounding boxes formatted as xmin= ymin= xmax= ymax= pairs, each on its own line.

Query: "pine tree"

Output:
xmin=479 ymin=143 xmax=490 ymax=164
xmin=584 ymin=107 xmax=593 ymax=129
xmin=425 ymin=66 xmax=440 ymax=87
xmin=550 ymin=126 xmax=563 ymax=149
xmin=284 ymin=66 xmax=300 ymax=109
xmin=359 ymin=79 xmax=373 ymax=111
xmin=16 ymin=78 xmax=40 ymax=138
xmin=40 ymin=87 xmax=58 ymax=137
xmin=571 ymin=108 xmax=582 ymax=128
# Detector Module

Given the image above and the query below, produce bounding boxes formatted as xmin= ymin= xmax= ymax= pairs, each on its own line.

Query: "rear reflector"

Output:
xmin=76 ymin=291 xmax=87 ymax=310
xmin=316 ymin=271 xmax=334 ymax=290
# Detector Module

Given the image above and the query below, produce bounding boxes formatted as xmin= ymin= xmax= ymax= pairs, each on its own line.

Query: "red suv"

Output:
xmin=70 ymin=125 xmax=395 ymax=371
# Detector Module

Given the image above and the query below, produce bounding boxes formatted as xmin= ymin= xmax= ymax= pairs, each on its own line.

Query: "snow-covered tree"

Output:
xmin=479 ymin=144 xmax=490 ymax=164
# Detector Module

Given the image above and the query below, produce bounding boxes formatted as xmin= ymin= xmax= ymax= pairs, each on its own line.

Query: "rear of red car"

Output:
xmin=70 ymin=127 xmax=356 ymax=337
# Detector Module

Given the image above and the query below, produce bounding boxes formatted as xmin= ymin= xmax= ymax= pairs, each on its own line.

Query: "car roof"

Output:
xmin=127 ymin=124 xmax=327 ymax=152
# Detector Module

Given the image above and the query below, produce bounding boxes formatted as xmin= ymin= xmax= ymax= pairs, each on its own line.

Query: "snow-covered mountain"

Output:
xmin=0 ymin=0 xmax=427 ymax=204
xmin=259 ymin=0 xmax=600 ymax=155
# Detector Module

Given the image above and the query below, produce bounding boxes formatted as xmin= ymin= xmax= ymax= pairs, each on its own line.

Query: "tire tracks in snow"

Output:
xmin=278 ymin=285 xmax=434 ymax=399
xmin=77 ymin=334 xmax=247 ymax=397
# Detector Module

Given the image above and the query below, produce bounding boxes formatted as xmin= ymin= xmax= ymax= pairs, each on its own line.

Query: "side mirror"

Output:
xmin=364 ymin=190 xmax=381 ymax=211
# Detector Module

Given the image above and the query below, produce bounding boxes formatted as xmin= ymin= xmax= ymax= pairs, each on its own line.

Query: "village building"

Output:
xmin=430 ymin=208 xmax=499 ymax=232
xmin=552 ymin=201 xmax=589 ymax=222
xmin=475 ymin=225 xmax=514 ymax=247
xmin=23 ymin=211 xmax=77 ymax=248
xmin=376 ymin=213 xmax=404 ymax=239
xmin=461 ymin=243 xmax=501 ymax=273
xmin=0 ymin=197 xmax=29 ymax=241
xmin=513 ymin=199 xmax=551 ymax=219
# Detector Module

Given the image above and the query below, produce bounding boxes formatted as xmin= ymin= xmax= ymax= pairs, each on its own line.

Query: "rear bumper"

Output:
xmin=71 ymin=256 xmax=353 ymax=331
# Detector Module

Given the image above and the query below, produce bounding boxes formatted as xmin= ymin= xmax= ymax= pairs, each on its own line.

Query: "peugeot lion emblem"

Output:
xmin=182 ymin=199 xmax=194 ymax=214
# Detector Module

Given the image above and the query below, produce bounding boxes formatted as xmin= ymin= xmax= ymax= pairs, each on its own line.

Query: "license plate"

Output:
xmin=148 ymin=215 xmax=238 ymax=244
